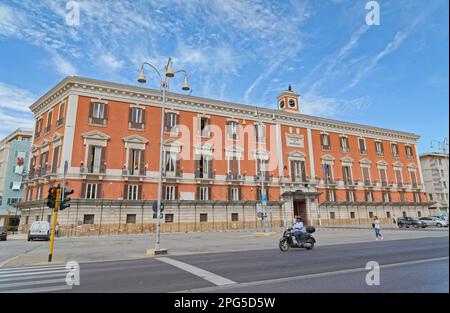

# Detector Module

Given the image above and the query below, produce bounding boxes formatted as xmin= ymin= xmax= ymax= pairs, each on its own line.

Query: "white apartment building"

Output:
xmin=420 ymin=153 xmax=449 ymax=217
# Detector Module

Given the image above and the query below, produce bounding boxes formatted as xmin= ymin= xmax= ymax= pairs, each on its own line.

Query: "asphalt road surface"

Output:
xmin=1 ymin=237 xmax=448 ymax=293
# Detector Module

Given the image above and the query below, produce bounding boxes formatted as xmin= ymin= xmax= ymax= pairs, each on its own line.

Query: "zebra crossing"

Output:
xmin=0 ymin=264 xmax=73 ymax=293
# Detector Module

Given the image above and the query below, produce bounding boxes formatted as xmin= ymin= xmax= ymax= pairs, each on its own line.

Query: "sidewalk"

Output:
xmin=1 ymin=227 xmax=448 ymax=267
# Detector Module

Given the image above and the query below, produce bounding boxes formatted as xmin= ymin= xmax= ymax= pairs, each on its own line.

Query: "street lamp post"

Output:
xmin=254 ymin=108 xmax=268 ymax=232
xmin=137 ymin=58 xmax=190 ymax=253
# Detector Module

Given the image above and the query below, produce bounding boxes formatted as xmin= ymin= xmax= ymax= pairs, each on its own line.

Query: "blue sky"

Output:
xmin=0 ymin=0 xmax=448 ymax=153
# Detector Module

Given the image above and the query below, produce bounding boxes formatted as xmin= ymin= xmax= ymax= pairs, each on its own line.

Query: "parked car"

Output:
xmin=28 ymin=221 xmax=50 ymax=241
xmin=397 ymin=217 xmax=427 ymax=228
xmin=0 ymin=227 xmax=7 ymax=241
xmin=419 ymin=217 xmax=449 ymax=228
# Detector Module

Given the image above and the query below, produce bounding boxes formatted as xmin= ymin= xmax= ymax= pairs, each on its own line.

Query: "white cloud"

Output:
xmin=301 ymin=93 xmax=371 ymax=117
xmin=0 ymin=82 xmax=37 ymax=112
xmin=50 ymin=51 xmax=78 ymax=76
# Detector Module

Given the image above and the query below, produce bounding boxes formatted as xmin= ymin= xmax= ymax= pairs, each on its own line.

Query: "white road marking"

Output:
xmin=1 ymin=285 xmax=73 ymax=293
xmin=0 ymin=272 xmax=67 ymax=283
xmin=0 ymin=266 xmax=66 ymax=274
xmin=174 ymin=256 xmax=449 ymax=293
xmin=1 ymin=278 xmax=67 ymax=289
xmin=157 ymin=257 xmax=236 ymax=286
xmin=0 ymin=269 xmax=69 ymax=278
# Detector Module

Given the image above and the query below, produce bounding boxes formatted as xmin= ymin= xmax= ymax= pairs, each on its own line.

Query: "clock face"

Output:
xmin=289 ymin=99 xmax=296 ymax=108
xmin=279 ymin=100 xmax=285 ymax=109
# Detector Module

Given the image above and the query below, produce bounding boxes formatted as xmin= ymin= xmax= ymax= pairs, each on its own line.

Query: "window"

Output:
xmin=227 ymin=121 xmax=239 ymax=140
xmin=327 ymin=190 xmax=336 ymax=201
xmin=417 ymin=211 xmax=422 ymax=218
xmin=198 ymin=187 xmax=209 ymax=201
xmin=255 ymin=124 xmax=266 ymax=143
xmin=200 ymin=213 xmax=208 ymax=222
xmin=358 ymin=138 xmax=367 ymax=154
xmin=410 ymin=171 xmax=417 ymax=187
xmin=383 ymin=192 xmax=391 ymax=203
xmin=362 ymin=167 xmax=371 ymax=185
xmin=443 ymin=181 xmax=447 ymax=189
xmin=395 ymin=169 xmax=403 ymax=187
xmin=414 ymin=192 xmax=421 ymax=203
xmin=45 ymin=111 xmax=53 ymax=133
xmin=365 ymin=191 xmax=373 ymax=202
xmin=321 ymin=134 xmax=330 ymax=150
xmin=369 ymin=211 xmax=374 ymax=218
xmin=228 ymin=156 xmax=239 ymax=176
xmin=428 ymin=193 xmax=433 ymax=201
xmin=405 ymin=146 xmax=413 ymax=159
xmin=126 ymin=214 xmax=136 ymax=224
xmin=386 ymin=211 xmax=391 ymax=218
xmin=399 ymin=192 xmax=406 ymax=202
xmin=329 ymin=212 xmax=336 ymax=219
xmin=7 ymin=198 xmax=21 ymax=205
xmin=256 ymin=159 xmax=269 ymax=180
xmin=229 ymin=187 xmax=240 ymax=201
xmin=375 ymin=141 xmax=384 ymax=156
xmin=165 ymin=186 xmax=176 ymax=200
xmin=391 ymin=143 xmax=399 ymax=157
xmin=92 ymin=102 xmax=105 ymax=119
xmin=127 ymin=184 xmax=139 ymax=200
xmin=83 ymin=214 xmax=95 ymax=225
xmin=165 ymin=214 xmax=174 ymax=223
xmin=57 ymin=102 xmax=65 ymax=127
xmin=196 ymin=155 xmax=211 ymax=179
xmin=350 ymin=212 xmax=355 ymax=219
xmin=379 ymin=168 xmax=388 ymax=186
xmin=340 ymin=137 xmax=349 ymax=152
xmin=87 ymin=146 xmax=105 ymax=173
xmin=86 ymin=183 xmax=98 ymax=199
xmin=347 ymin=191 xmax=355 ymax=202
xmin=35 ymin=119 xmax=42 ymax=138
xmin=231 ymin=213 xmax=239 ymax=222
xmin=402 ymin=211 xmax=407 ymax=217
xmin=323 ymin=163 xmax=333 ymax=181
xmin=165 ymin=112 xmax=178 ymax=132
xmin=199 ymin=116 xmax=210 ymax=136
xmin=36 ymin=216 xmax=40 ymax=221
xmin=129 ymin=107 xmax=144 ymax=129
xmin=342 ymin=166 xmax=352 ymax=184
xmin=257 ymin=188 xmax=269 ymax=201
xmin=165 ymin=152 xmax=177 ymax=173
xmin=291 ymin=160 xmax=306 ymax=182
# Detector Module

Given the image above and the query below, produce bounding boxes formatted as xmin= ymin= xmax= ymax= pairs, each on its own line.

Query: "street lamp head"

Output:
xmin=165 ymin=58 xmax=174 ymax=77
xmin=181 ymin=74 xmax=190 ymax=91
xmin=137 ymin=67 xmax=147 ymax=84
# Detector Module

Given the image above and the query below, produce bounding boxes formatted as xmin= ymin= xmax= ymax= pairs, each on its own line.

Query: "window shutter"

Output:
xmin=140 ymin=150 xmax=145 ymax=173
xmin=194 ymin=158 xmax=200 ymax=177
xmin=174 ymin=186 xmax=178 ymax=200
xmin=128 ymin=108 xmax=133 ymax=123
xmin=208 ymin=187 xmax=211 ymax=200
xmin=81 ymin=183 xmax=86 ymax=198
xmin=237 ymin=188 xmax=241 ymax=200
xmin=96 ymin=184 xmax=102 ymax=199
xmin=228 ymin=187 xmax=232 ymax=201
xmin=138 ymin=185 xmax=142 ymax=200
xmin=100 ymin=147 xmax=106 ymax=171
xmin=320 ymin=134 xmax=324 ymax=147
xmin=142 ymin=109 xmax=146 ymax=126
xmin=87 ymin=146 xmax=93 ymax=169
xmin=52 ymin=146 xmax=59 ymax=171
xmin=300 ymin=161 xmax=306 ymax=181
xmin=165 ymin=112 xmax=169 ymax=130
xmin=196 ymin=186 xmax=200 ymax=200
xmin=47 ymin=111 xmax=53 ymax=127
xmin=60 ymin=103 xmax=65 ymax=118
xmin=123 ymin=184 xmax=128 ymax=200
xmin=162 ymin=185 xmax=166 ymax=200
xmin=176 ymin=158 xmax=181 ymax=176
xmin=89 ymin=102 xmax=94 ymax=118
xmin=208 ymin=159 xmax=213 ymax=178
xmin=175 ymin=113 xmax=179 ymax=127
xmin=103 ymin=103 xmax=108 ymax=119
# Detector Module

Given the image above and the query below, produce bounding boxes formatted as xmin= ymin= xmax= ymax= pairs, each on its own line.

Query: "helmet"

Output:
xmin=296 ymin=217 xmax=302 ymax=222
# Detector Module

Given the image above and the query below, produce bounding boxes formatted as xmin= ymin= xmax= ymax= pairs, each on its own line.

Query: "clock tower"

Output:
xmin=277 ymin=84 xmax=299 ymax=113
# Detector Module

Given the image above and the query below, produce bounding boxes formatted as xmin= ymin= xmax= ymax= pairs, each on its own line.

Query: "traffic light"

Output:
xmin=46 ymin=187 xmax=57 ymax=209
xmin=60 ymin=188 xmax=74 ymax=211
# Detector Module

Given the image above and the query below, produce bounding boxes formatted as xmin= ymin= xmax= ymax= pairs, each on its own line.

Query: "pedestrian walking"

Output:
xmin=55 ymin=223 xmax=60 ymax=237
xmin=372 ymin=216 xmax=383 ymax=240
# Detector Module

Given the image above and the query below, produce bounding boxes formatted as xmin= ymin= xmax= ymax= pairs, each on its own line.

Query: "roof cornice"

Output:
xmin=29 ymin=76 xmax=421 ymax=143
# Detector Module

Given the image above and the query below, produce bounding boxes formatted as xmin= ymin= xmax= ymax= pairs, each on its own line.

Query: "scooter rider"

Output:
xmin=293 ymin=217 xmax=305 ymax=244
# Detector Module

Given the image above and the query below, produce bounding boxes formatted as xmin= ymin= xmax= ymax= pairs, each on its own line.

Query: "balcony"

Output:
xmin=198 ymin=129 xmax=211 ymax=138
xmin=226 ymin=173 xmax=245 ymax=182
xmin=89 ymin=117 xmax=107 ymax=126
xmin=359 ymin=149 xmax=368 ymax=155
xmin=291 ymin=175 xmax=309 ymax=184
xmin=35 ymin=132 xmax=41 ymax=140
xmin=195 ymin=170 xmax=215 ymax=180
xmin=364 ymin=180 xmax=375 ymax=187
xmin=343 ymin=179 xmax=356 ymax=187
xmin=376 ymin=152 xmax=384 ymax=157
xmin=341 ymin=147 xmax=350 ymax=153
xmin=28 ymin=169 xmax=37 ymax=180
xmin=164 ymin=125 xmax=179 ymax=134
xmin=323 ymin=178 xmax=337 ymax=186
xmin=40 ymin=165 xmax=51 ymax=177
xmin=397 ymin=182 xmax=406 ymax=189
xmin=254 ymin=174 xmax=273 ymax=183
xmin=321 ymin=145 xmax=331 ymax=151
xmin=163 ymin=169 xmax=182 ymax=178
xmin=80 ymin=165 xmax=106 ymax=174
xmin=122 ymin=167 xmax=146 ymax=177
xmin=56 ymin=117 xmax=64 ymax=128
xmin=128 ymin=121 xmax=144 ymax=130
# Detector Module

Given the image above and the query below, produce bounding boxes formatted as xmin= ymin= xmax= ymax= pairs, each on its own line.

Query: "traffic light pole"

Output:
xmin=48 ymin=187 xmax=61 ymax=262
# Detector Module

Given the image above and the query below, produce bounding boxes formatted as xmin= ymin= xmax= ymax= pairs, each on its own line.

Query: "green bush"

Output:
xmin=7 ymin=226 xmax=18 ymax=232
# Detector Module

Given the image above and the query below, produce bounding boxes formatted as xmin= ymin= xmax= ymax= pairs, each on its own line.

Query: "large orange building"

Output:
xmin=18 ymin=77 xmax=431 ymax=234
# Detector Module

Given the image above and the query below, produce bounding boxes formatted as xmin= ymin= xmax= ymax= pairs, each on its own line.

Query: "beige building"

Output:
xmin=420 ymin=153 xmax=449 ymax=217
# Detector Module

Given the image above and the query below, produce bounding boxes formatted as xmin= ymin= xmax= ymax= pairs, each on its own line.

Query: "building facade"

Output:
xmin=420 ymin=153 xmax=449 ymax=217
xmin=0 ymin=128 xmax=32 ymax=228
xmin=17 ymin=76 xmax=430 ymax=234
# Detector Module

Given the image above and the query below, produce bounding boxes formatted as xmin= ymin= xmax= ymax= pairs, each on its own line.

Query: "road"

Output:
xmin=1 ymin=236 xmax=448 ymax=293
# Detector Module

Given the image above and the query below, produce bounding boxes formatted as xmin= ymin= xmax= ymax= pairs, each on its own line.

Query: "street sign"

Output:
xmin=153 ymin=213 xmax=164 ymax=219
xmin=261 ymin=194 xmax=267 ymax=202
xmin=152 ymin=202 xmax=165 ymax=213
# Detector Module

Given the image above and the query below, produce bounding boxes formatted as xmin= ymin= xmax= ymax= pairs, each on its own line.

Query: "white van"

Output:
xmin=28 ymin=221 xmax=51 ymax=241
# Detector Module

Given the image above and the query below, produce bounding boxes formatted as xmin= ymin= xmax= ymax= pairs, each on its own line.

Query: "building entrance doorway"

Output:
xmin=293 ymin=200 xmax=309 ymax=225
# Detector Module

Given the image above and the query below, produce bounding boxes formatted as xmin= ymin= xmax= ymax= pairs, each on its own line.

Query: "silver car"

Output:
xmin=419 ymin=217 xmax=449 ymax=228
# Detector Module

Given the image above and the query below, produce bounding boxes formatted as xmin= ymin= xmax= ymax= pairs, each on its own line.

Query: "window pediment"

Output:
xmin=288 ymin=150 xmax=306 ymax=159
xmin=393 ymin=161 xmax=403 ymax=168
xmin=407 ymin=163 xmax=417 ymax=169
xmin=321 ymin=154 xmax=335 ymax=162
xmin=123 ymin=134 xmax=148 ymax=144
xmin=359 ymin=158 xmax=372 ymax=165
xmin=82 ymin=130 xmax=110 ymax=141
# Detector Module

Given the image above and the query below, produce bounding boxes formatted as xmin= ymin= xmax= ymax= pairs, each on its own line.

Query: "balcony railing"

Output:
xmin=376 ymin=152 xmax=384 ymax=157
xmin=56 ymin=117 xmax=64 ymax=127
xmin=343 ymin=179 xmax=355 ymax=186
xmin=195 ymin=170 xmax=214 ymax=179
xmin=254 ymin=174 xmax=272 ymax=182
xmin=364 ymin=180 xmax=374 ymax=187
xmin=128 ymin=122 xmax=144 ymax=130
xmin=226 ymin=173 xmax=245 ymax=181
xmin=89 ymin=117 xmax=107 ymax=125
xmin=51 ymin=165 xmax=58 ymax=174
xmin=341 ymin=147 xmax=350 ymax=153
xmin=44 ymin=125 xmax=51 ymax=133
xmin=291 ymin=175 xmax=308 ymax=183
xmin=80 ymin=165 xmax=106 ymax=174
xmin=28 ymin=169 xmax=37 ymax=179
xmin=397 ymin=182 xmax=405 ymax=188
xmin=40 ymin=165 xmax=51 ymax=177
xmin=323 ymin=178 xmax=336 ymax=186
xmin=122 ymin=168 xmax=146 ymax=176
xmin=163 ymin=169 xmax=182 ymax=178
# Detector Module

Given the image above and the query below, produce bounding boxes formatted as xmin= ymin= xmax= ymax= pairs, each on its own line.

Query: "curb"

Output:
xmin=254 ymin=232 xmax=278 ymax=237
